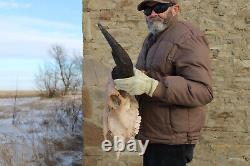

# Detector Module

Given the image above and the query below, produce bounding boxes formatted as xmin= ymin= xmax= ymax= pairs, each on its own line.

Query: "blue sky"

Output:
xmin=0 ymin=0 xmax=82 ymax=90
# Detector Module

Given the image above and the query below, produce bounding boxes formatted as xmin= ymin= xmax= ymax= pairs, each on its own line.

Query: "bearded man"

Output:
xmin=114 ymin=0 xmax=213 ymax=166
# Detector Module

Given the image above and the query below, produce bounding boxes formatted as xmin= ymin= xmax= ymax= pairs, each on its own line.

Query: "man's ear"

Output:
xmin=171 ymin=4 xmax=180 ymax=16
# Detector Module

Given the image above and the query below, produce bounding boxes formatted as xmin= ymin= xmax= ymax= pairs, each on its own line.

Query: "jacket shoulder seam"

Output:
xmin=174 ymin=21 xmax=203 ymax=45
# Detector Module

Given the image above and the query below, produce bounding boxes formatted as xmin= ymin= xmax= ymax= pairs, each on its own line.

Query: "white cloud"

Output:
xmin=0 ymin=14 xmax=82 ymax=59
xmin=0 ymin=1 xmax=31 ymax=9
xmin=0 ymin=15 xmax=77 ymax=31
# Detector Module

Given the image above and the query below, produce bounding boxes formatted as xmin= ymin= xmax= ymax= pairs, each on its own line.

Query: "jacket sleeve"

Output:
xmin=152 ymin=35 xmax=213 ymax=107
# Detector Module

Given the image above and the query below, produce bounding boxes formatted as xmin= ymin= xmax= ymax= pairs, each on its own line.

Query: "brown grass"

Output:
xmin=0 ymin=90 xmax=41 ymax=98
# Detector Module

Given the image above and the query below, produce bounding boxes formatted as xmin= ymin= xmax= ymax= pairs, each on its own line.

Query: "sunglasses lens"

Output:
xmin=154 ymin=3 xmax=172 ymax=14
xmin=143 ymin=3 xmax=174 ymax=16
xmin=143 ymin=8 xmax=152 ymax=16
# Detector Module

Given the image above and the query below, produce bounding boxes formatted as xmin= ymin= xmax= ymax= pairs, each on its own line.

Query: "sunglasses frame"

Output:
xmin=143 ymin=3 xmax=175 ymax=16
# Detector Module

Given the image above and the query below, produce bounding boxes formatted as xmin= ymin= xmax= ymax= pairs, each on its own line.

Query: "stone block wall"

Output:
xmin=83 ymin=0 xmax=250 ymax=165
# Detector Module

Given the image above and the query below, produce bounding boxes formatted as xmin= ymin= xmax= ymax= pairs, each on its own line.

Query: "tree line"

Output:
xmin=36 ymin=44 xmax=83 ymax=97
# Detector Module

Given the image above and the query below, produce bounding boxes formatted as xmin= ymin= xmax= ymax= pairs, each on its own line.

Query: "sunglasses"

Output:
xmin=143 ymin=3 xmax=175 ymax=16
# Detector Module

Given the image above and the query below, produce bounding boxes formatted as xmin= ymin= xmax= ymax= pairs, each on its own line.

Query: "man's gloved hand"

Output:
xmin=114 ymin=68 xmax=159 ymax=96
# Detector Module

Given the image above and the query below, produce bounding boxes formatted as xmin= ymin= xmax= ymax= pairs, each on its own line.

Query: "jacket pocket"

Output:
xmin=166 ymin=44 xmax=177 ymax=63
xmin=169 ymin=105 xmax=189 ymax=133
xmin=164 ymin=44 xmax=177 ymax=75
xmin=188 ymin=107 xmax=205 ymax=132
xmin=142 ymin=103 xmax=172 ymax=136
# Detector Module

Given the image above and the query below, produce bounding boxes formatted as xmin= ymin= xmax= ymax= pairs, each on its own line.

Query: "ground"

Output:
xmin=0 ymin=95 xmax=82 ymax=166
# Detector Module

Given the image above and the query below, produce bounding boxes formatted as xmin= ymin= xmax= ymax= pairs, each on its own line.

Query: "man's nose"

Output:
xmin=149 ymin=10 xmax=158 ymax=17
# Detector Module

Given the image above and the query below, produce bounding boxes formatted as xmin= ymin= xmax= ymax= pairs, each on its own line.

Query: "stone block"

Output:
xmin=84 ymin=120 xmax=104 ymax=146
xmin=83 ymin=86 xmax=93 ymax=118
xmin=87 ymin=0 xmax=117 ymax=10
xmin=83 ymin=59 xmax=110 ymax=86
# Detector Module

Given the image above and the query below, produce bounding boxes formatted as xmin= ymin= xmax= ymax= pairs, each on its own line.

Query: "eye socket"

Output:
xmin=143 ymin=3 xmax=175 ymax=16
xmin=143 ymin=7 xmax=153 ymax=16
xmin=154 ymin=3 xmax=173 ymax=13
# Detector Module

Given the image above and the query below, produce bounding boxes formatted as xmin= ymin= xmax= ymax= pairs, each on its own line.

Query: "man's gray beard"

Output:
xmin=147 ymin=20 xmax=167 ymax=35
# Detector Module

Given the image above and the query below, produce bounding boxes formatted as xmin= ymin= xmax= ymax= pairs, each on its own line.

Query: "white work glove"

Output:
xmin=114 ymin=68 xmax=159 ymax=96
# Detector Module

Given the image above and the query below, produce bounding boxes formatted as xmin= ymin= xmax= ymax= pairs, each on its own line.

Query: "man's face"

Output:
xmin=144 ymin=2 xmax=178 ymax=34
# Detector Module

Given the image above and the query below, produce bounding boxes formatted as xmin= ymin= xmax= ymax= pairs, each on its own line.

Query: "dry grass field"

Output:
xmin=0 ymin=90 xmax=41 ymax=98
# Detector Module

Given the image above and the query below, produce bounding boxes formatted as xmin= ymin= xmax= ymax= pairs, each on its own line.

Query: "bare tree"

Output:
xmin=49 ymin=45 xmax=82 ymax=95
xmin=35 ymin=44 xmax=82 ymax=97
xmin=35 ymin=63 xmax=60 ymax=97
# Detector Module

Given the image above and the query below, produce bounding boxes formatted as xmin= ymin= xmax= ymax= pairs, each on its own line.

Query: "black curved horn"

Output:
xmin=98 ymin=23 xmax=134 ymax=79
